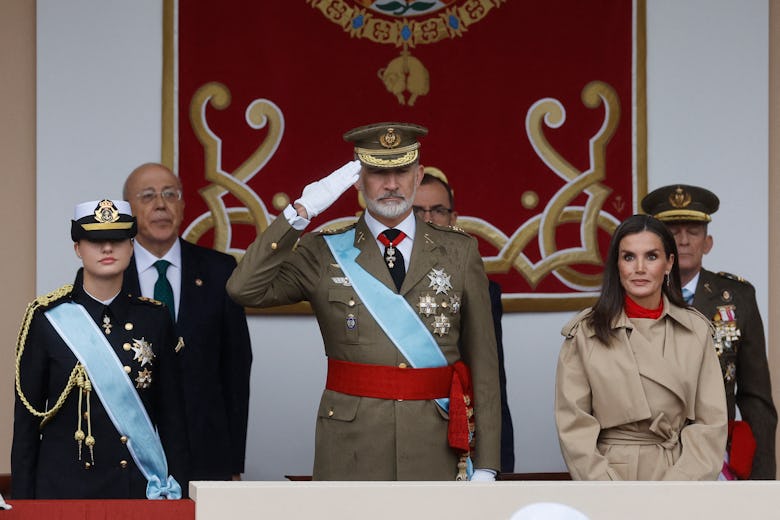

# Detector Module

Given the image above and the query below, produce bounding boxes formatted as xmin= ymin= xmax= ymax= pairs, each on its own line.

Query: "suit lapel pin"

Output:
xmin=175 ymin=336 xmax=185 ymax=353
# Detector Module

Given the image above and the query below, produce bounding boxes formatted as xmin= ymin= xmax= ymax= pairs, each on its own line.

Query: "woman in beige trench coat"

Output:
xmin=555 ymin=214 xmax=727 ymax=480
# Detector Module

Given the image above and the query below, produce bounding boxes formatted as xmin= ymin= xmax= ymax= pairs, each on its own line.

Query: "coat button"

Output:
xmin=271 ymin=242 xmax=278 ymax=250
xmin=124 ymin=323 xmax=134 ymax=331
xmin=120 ymin=436 xmax=128 ymax=444
xmin=327 ymin=409 xmax=334 ymax=417
xmin=398 ymin=362 xmax=407 ymax=368
xmin=123 ymin=342 xmax=132 ymax=351
xmin=120 ymin=460 xmax=128 ymax=468
xmin=84 ymin=462 xmax=92 ymax=470
xmin=124 ymin=366 xmax=131 ymax=374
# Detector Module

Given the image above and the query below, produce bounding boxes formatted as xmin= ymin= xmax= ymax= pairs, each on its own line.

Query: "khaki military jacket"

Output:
xmin=555 ymin=297 xmax=727 ymax=480
xmin=692 ymin=268 xmax=777 ymax=479
xmin=227 ymin=213 xmax=501 ymax=480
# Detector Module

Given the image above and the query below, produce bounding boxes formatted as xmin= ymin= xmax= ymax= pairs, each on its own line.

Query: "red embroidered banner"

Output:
xmin=163 ymin=0 xmax=646 ymax=311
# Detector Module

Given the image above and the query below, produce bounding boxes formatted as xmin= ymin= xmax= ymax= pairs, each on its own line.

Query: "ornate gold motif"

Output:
xmin=182 ymin=82 xmax=284 ymax=257
xmin=307 ymin=0 xmax=505 ymax=106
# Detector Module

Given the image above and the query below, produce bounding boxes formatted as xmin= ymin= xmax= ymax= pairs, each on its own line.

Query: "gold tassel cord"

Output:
xmin=14 ymin=284 xmax=83 ymax=425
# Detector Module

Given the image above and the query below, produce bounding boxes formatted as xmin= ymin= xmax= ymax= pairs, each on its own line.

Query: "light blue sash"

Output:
xmin=45 ymin=302 xmax=182 ymax=499
xmin=324 ymin=230 xmax=449 ymax=412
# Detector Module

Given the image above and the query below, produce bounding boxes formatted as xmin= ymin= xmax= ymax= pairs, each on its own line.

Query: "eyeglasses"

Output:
xmin=413 ymin=205 xmax=453 ymax=218
xmin=135 ymin=188 xmax=182 ymax=205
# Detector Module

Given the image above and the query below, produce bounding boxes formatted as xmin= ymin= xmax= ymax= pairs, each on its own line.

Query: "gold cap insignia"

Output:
xmin=668 ymin=187 xmax=691 ymax=209
xmin=379 ymin=128 xmax=400 ymax=149
xmin=94 ymin=199 xmax=120 ymax=223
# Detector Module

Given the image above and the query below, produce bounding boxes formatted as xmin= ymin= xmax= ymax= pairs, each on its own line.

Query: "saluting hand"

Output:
xmin=294 ymin=160 xmax=361 ymax=219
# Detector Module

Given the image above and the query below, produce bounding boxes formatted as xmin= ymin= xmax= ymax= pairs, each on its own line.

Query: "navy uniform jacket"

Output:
xmin=693 ymin=268 xmax=777 ymax=479
xmin=488 ymin=280 xmax=515 ymax=474
xmin=124 ymin=238 xmax=252 ymax=480
xmin=12 ymin=270 xmax=188 ymax=498
xmin=226 ymin=214 xmax=501 ymax=480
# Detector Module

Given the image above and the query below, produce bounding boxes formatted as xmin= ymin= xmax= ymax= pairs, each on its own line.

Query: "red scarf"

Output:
xmin=624 ymin=294 xmax=663 ymax=319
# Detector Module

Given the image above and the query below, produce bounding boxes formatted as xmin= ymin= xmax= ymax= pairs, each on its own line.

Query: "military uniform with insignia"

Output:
xmin=643 ymin=184 xmax=777 ymax=479
xmin=12 ymin=200 xmax=188 ymax=498
xmin=227 ymin=123 xmax=501 ymax=480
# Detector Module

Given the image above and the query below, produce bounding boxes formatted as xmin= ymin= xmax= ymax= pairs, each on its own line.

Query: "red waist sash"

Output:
xmin=325 ymin=358 xmax=474 ymax=452
xmin=326 ymin=358 xmax=453 ymax=399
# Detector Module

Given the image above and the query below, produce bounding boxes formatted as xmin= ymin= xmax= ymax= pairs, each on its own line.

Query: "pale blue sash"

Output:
xmin=45 ymin=302 xmax=181 ymax=499
xmin=324 ymin=230 xmax=449 ymax=412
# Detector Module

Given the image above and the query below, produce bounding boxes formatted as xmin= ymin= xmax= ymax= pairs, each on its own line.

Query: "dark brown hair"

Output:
xmin=587 ymin=214 xmax=687 ymax=345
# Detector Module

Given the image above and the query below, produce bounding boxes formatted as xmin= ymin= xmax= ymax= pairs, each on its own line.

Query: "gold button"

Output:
xmin=441 ymin=301 xmax=449 ymax=308
xmin=123 ymin=343 xmax=131 ymax=351
xmin=120 ymin=460 xmax=128 ymax=468
xmin=120 ymin=436 xmax=128 ymax=444
xmin=398 ymin=362 xmax=407 ymax=369
xmin=271 ymin=242 xmax=278 ymax=250
xmin=83 ymin=411 xmax=89 ymax=420
xmin=327 ymin=409 xmax=334 ymax=417
xmin=125 ymin=322 xmax=134 ymax=331
xmin=124 ymin=366 xmax=131 ymax=374
xmin=348 ymin=299 xmax=356 ymax=307
xmin=84 ymin=462 xmax=91 ymax=470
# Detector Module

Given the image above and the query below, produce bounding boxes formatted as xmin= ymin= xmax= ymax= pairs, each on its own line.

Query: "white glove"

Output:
xmin=294 ymin=160 xmax=361 ymax=219
xmin=470 ymin=468 xmax=497 ymax=481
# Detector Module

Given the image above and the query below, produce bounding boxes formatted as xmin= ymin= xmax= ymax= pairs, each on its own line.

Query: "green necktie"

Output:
xmin=153 ymin=259 xmax=175 ymax=321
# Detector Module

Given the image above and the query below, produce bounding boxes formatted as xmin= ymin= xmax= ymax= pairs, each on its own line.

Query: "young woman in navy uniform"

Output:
xmin=12 ymin=199 xmax=188 ymax=499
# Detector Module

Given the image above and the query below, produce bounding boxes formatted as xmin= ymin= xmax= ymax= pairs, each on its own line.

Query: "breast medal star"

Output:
xmin=431 ymin=313 xmax=451 ymax=337
xmin=417 ymin=294 xmax=439 ymax=317
xmin=130 ymin=337 xmax=156 ymax=367
xmin=135 ymin=368 xmax=153 ymax=389
xmin=427 ymin=268 xmax=452 ymax=295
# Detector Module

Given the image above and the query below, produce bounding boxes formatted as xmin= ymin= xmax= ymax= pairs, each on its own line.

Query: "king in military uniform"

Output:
xmin=12 ymin=199 xmax=188 ymax=499
xmin=227 ymin=122 xmax=501 ymax=480
xmin=642 ymin=184 xmax=777 ymax=479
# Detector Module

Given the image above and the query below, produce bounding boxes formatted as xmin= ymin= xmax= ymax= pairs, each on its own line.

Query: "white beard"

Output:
xmin=365 ymin=186 xmax=417 ymax=220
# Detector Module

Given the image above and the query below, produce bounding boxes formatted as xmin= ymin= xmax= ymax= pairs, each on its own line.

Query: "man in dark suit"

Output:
xmin=643 ymin=184 xmax=777 ymax=479
xmin=227 ymin=122 xmax=501 ymax=480
xmin=413 ymin=172 xmax=515 ymax=474
xmin=123 ymin=163 xmax=253 ymax=481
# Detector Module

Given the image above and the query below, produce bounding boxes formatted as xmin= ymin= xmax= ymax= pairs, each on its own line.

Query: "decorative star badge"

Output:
xmin=448 ymin=294 xmax=461 ymax=315
xmin=427 ymin=268 xmax=452 ymax=295
xmin=131 ymin=337 xmax=155 ymax=367
xmin=135 ymin=368 xmax=153 ymax=389
xmin=417 ymin=294 xmax=439 ymax=317
xmin=431 ymin=314 xmax=451 ymax=337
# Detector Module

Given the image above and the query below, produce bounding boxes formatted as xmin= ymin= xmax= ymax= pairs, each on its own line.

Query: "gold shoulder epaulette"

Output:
xmin=32 ymin=283 xmax=74 ymax=309
xmin=319 ymin=222 xmax=357 ymax=235
xmin=717 ymin=271 xmax=750 ymax=284
xmin=136 ymin=295 xmax=163 ymax=306
xmin=423 ymin=220 xmax=470 ymax=236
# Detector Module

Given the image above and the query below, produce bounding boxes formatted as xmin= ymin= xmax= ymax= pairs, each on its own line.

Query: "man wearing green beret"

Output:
xmin=227 ymin=122 xmax=501 ymax=481
xmin=642 ymin=184 xmax=777 ymax=479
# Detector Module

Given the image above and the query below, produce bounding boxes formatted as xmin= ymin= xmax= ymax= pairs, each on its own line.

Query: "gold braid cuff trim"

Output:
xmin=14 ymin=283 xmax=81 ymax=425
